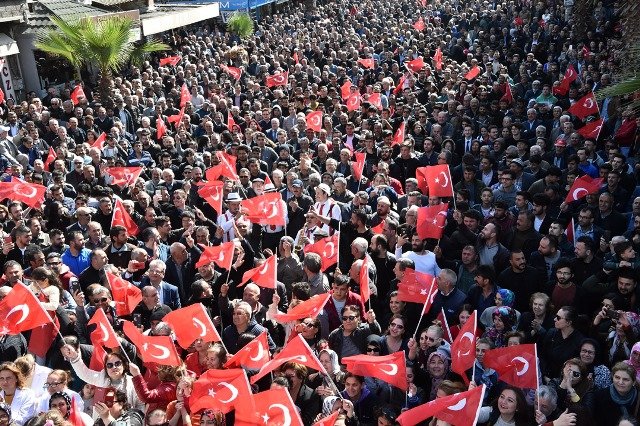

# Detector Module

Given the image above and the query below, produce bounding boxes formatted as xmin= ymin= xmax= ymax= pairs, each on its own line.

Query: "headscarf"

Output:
xmin=626 ymin=341 xmax=640 ymax=381
xmin=484 ymin=306 xmax=517 ymax=347
xmin=0 ymin=402 xmax=11 ymax=421
xmin=322 ymin=396 xmax=340 ymax=416
xmin=318 ymin=349 xmax=341 ymax=375
xmin=497 ymin=289 xmax=515 ymax=308
xmin=427 ymin=349 xmax=451 ymax=400
xmin=49 ymin=391 xmax=72 ymax=419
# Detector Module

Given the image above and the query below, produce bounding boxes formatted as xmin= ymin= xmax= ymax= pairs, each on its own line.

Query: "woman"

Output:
xmin=549 ymin=358 xmax=592 ymax=411
xmin=48 ymin=391 xmax=93 ymax=426
xmin=450 ymin=304 xmax=476 ymax=341
xmin=380 ymin=314 xmax=409 ymax=356
xmin=626 ymin=342 xmax=640 ymax=382
xmin=294 ymin=317 xmax=322 ymax=348
xmin=184 ymin=339 xmax=212 ymax=377
xmin=580 ymin=338 xmax=612 ymax=390
xmin=94 ymin=389 xmax=144 ymax=426
xmin=309 ymin=348 xmax=345 ymax=396
xmin=480 ymin=289 xmax=520 ymax=329
xmin=0 ymin=363 xmax=37 ymax=425
xmin=166 ymin=375 xmax=198 ymax=426
xmin=61 ymin=345 xmax=145 ymax=413
xmin=483 ymin=306 xmax=517 ymax=348
xmin=13 ymin=354 xmax=50 ymax=399
xmin=0 ymin=403 xmax=15 ymax=426
xmin=199 ymin=409 xmax=225 ymax=426
xmin=280 ymin=362 xmax=322 ymax=425
xmin=585 ymin=362 xmax=640 ymax=426
xmin=518 ymin=292 xmax=554 ymax=343
xmin=476 ymin=386 xmax=534 ymax=425
xmin=540 ymin=306 xmax=584 ymax=380
xmin=130 ymin=362 xmax=183 ymax=413
xmin=36 ymin=369 xmax=83 ymax=414
xmin=380 ymin=291 xmax=406 ymax=330
xmin=415 ymin=349 xmax=459 ymax=401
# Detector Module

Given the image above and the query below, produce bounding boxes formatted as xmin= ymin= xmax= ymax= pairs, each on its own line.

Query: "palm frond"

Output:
xmin=130 ymin=39 xmax=169 ymax=68
xmin=227 ymin=12 xmax=254 ymax=40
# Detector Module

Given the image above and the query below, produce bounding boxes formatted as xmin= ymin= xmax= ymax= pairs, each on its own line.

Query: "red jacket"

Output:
xmin=132 ymin=374 xmax=177 ymax=413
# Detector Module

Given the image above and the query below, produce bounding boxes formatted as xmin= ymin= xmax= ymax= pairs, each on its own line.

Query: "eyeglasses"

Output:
xmin=580 ymin=349 xmax=596 ymax=355
xmin=366 ymin=347 xmax=380 ymax=353
xmin=424 ymin=336 xmax=436 ymax=342
xmin=342 ymin=315 xmax=357 ymax=322
xmin=390 ymin=323 xmax=404 ymax=329
xmin=302 ymin=322 xmax=317 ymax=328
xmin=43 ymin=381 xmax=64 ymax=388
xmin=93 ymin=297 xmax=108 ymax=304
xmin=106 ymin=361 xmax=123 ymax=369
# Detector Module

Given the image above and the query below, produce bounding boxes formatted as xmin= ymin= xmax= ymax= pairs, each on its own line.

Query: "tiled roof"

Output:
xmin=39 ymin=0 xmax=108 ymax=22
xmin=91 ymin=0 xmax=137 ymax=6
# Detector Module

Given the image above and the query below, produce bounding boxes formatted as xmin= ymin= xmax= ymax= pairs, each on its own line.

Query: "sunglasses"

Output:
xmin=94 ymin=297 xmax=108 ymax=304
xmin=302 ymin=322 xmax=317 ymax=328
xmin=366 ymin=347 xmax=380 ymax=353
xmin=390 ymin=323 xmax=404 ymax=329
xmin=570 ymin=370 xmax=581 ymax=378
xmin=106 ymin=361 xmax=123 ymax=369
xmin=342 ymin=315 xmax=357 ymax=321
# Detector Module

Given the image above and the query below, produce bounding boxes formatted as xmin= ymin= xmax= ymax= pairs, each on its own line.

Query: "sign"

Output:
xmin=0 ymin=58 xmax=16 ymax=102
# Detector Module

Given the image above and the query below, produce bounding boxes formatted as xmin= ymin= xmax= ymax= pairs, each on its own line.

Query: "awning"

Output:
xmin=141 ymin=4 xmax=220 ymax=36
xmin=0 ymin=33 xmax=19 ymax=57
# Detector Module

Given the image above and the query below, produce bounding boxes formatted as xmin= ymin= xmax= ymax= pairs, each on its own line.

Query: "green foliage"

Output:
xmin=227 ymin=12 xmax=254 ymax=40
xmin=596 ymin=44 xmax=640 ymax=112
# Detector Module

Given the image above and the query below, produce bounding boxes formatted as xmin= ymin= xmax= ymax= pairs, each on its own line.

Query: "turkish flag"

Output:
xmin=164 ymin=303 xmax=221 ymax=349
xmin=273 ymin=293 xmax=331 ymax=323
xmin=159 ymin=56 xmax=181 ymax=67
xmin=397 ymin=268 xmax=435 ymax=304
xmin=306 ymin=111 xmax=323 ymax=132
xmin=464 ymin=65 xmax=481 ymax=80
xmin=413 ymin=17 xmax=426 ymax=31
xmin=190 ymin=368 xmax=255 ymax=414
xmin=70 ymin=85 xmax=86 ymax=106
xmin=0 ymin=178 xmax=47 ymax=209
xmin=345 ymin=92 xmax=361 ymax=111
xmin=43 ymin=147 xmax=57 ymax=171
xmin=352 ymin=151 xmax=366 ymax=181
xmin=266 ymin=71 xmax=289 ymax=88
xmin=565 ymin=217 xmax=575 ymax=245
xmin=87 ymin=308 xmax=119 ymax=349
xmin=425 ymin=164 xmax=454 ymax=197
xmin=0 ymin=282 xmax=52 ymax=334
xmin=371 ymin=221 xmax=384 ymax=234
xmin=343 ymin=352 xmax=408 ymax=390
xmin=564 ymin=175 xmax=603 ymax=203
xmin=313 ymin=412 xmax=339 ymax=426
xmin=197 ymin=181 xmax=224 ymax=214
xmin=368 ymin=93 xmax=382 ymax=110
xmin=357 ymin=58 xmax=375 ymax=69
xmin=568 ymin=92 xmax=598 ymax=119
xmin=0 ymin=89 xmax=4 ymax=105
xmin=89 ymin=334 xmax=108 ymax=370
xmin=224 ymin=330 xmax=270 ymax=369
xmin=416 ymin=203 xmax=449 ymax=240
xmin=393 ymin=74 xmax=407 ymax=95
xmin=240 ymin=254 xmax=277 ymax=289
xmin=502 ymin=82 xmax=513 ymax=104
xmin=304 ymin=233 xmax=339 ymax=271
xmin=122 ymin=321 xmax=181 ymax=366
xmin=577 ymin=118 xmax=604 ymax=139
xmin=156 ymin=117 xmax=168 ymax=139
xmin=111 ymin=198 xmax=138 ymax=236
xmin=68 ymin=396 xmax=84 ymax=426
xmin=406 ymin=57 xmax=425 ymax=73
xmin=236 ymin=388 xmax=304 ymax=426
xmin=241 ymin=192 xmax=286 ymax=226
xmin=216 ymin=151 xmax=239 ymax=181
xmin=166 ymin=107 xmax=185 ymax=126
xmin=483 ymin=344 xmax=538 ymax=388
xmin=415 ymin=166 xmax=429 ymax=194
xmin=433 ymin=47 xmax=443 ymax=70
xmin=392 ymin=122 xmax=405 ymax=146
xmin=451 ymin=310 xmax=477 ymax=381
xmin=221 ymin=64 xmax=242 ymax=81
xmin=106 ymin=271 xmax=142 ymax=316
xmin=196 ymin=241 xmax=235 ymax=269
xmin=553 ymin=65 xmax=578 ymax=95
xmin=92 ymin=132 xmax=107 ymax=149
xmin=341 ymin=80 xmax=353 ymax=100
xmin=228 ymin=114 xmax=236 ymax=130
xmin=105 ymin=166 xmax=143 ymax=188
xmin=359 ymin=256 xmax=371 ymax=302
xmin=397 ymin=384 xmax=485 ymax=426
xmin=251 ymin=334 xmax=324 ymax=384
xmin=180 ymin=83 xmax=190 ymax=108
xmin=293 ymin=51 xmax=300 ymax=64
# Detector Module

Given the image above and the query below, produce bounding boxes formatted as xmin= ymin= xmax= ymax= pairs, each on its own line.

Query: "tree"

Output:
xmin=36 ymin=16 xmax=168 ymax=105
xmin=227 ymin=12 xmax=254 ymax=41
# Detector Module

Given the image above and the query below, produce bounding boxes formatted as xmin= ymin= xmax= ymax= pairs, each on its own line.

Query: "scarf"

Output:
xmin=609 ymin=384 xmax=638 ymax=417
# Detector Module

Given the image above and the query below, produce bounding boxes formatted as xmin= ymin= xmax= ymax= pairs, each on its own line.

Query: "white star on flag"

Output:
xmin=420 ymin=289 xmax=428 ymax=295
xmin=435 ymin=177 xmax=440 ymax=183
xmin=208 ymin=388 xmax=216 ymax=397
xmin=262 ymin=414 xmax=270 ymax=424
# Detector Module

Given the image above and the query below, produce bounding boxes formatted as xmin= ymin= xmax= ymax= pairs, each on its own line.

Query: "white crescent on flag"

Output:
xmin=378 ymin=363 xmax=398 ymax=376
xmin=6 ymin=304 xmax=29 ymax=325
xmin=192 ymin=318 xmax=207 ymax=337
xmin=218 ymin=382 xmax=239 ymax=403
xmin=249 ymin=341 xmax=265 ymax=362
xmin=267 ymin=404 xmax=292 ymax=426
xmin=323 ymin=242 xmax=335 ymax=259
xmin=458 ymin=332 xmax=475 ymax=357
xmin=572 ymin=187 xmax=588 ymax=200
xmin=143 ymin=343 xmax=171 ymax=360
xmin=512 ymin=356 xmax=529 ymax=376
xmin=447 ymin=397 xmax=467 ymax=411
xmin=14 ymin=183 xmax=37 ymax=198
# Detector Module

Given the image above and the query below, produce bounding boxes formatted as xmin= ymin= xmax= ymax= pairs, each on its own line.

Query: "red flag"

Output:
xmin=111 ymin=198 xmax=138 ymax=236
xmin=87 ymin=308 xmax=119 ymax=349
xmin=196 ymin=242 xmax=235 ymax=269
xmin=433 ymin=47 xmax=443 ymax=70
xmin=413 ymin=17 xmax=426 ymax=31
xmin=352 ymin=151 xmax=366 ymax=181
xmin=239 ymin=254 xmax=277 ymax=289
xmin=359 ymin=256 xmax=370 ymax=302
xmin=368 ymin=93 xmax=382 ymax=110
xmin=0 ymin=282 xmax=52 ymax=335
xmin=565 ymin=217 xmax=575 ymax=245
xmin=306 ymin=111 xmax=323 ymax=132
xmin=70 ymin=85 xmax=86 ymax=106
xmin=197 ymin=181 xmax=224 ymax=214
xmin=190 ymin=368 xmax=254 ymax=414
xmin=502 ymin=82 xmax=513 ymax=104
xmin=341 ymin=80 xmax=353 ymax=100
xmin=272 ymin=293 xmax=331 ymax=323
xmin=406 ymin=57 xmax=425 ymax=73
xmin=106 ymin=271 xmax=142 ymax=316
xmin=68 ymin=396 xmax=84 ymax=426
xmin=266 ymin=71 xmax=289 ymax=88
xmin=228 ymin=114 xmax=236 ymax=130
xmin=439 ymin=308 xmax=453 ymax=343
xmin=43 ymin=147 xmax=57 ymax=171
xmin=564 ymin=174 xmax=603 ymax=203
xmin=0 ymin=89 xmax=4 ymax=105
xmin=425 ymin=164 xmax=454 ymax=197
xmin=92 ymin=132 xmax=107 ymax=149
xmin=345 ymin=92 xmax=361 ymax=111
xmin=241 ymin=192 xmax=286 ymax=226
xmin=105 ymin=166 xmax=143 ymax=188
xmin=415 ymin=167 xmax=429 ymax=194
xmin=577 ymin=118 xmax=604 ymax=140
xmin=484 ymin=344 xmax=538 ymax=388
xmin=89 ymin=338 xmax=107 ymax=370
xmin=416 ymin=203 xmax=449 ymax=240
xmin=397 ymin=385 xmax=485 ymax=426
xmin=216 ymin=151 xmax=239 ymax=180
xmin=397 ymin=268 xmax=435 ymax=304
xmin=304 ymin=233 xmax=339 ymax=271
xmin=393 ymin=74 xmax=407 ymax=95
xmin=371 ymin=221 xmax=385 ymax=234
xmin=156 ymin=117 xmax=167 ymax=139
xmin=554 ymin=65 xmax=578 ymax=96
xmin=221 ymin=64 xmax=242 ymax=81
xmin=166 ymin=107 xmax=185 ymax=126
xmin=224 ymin=330 xmax=270 ymax=369
xmin=122 ymin=320 xmax=181 ymax=366
xmin=0 ymin=178 xmax=47 ymax=209
xmin=343 ymin=352 xmax=407 ymax=390
xmin=357 ymin=58 xmax=375 ymax=69
xmin=236 ymin=388 xmax=304 ymax=426
xmin=568 ymin=92 xmax=598 ymax=119
xmin=164 ymin=303 xmax=222 ymax=349
xmin=293 ymin=51 xmax=300 ymax=64
xmin=251 ymin=335 xmax=324 ymax=384
xmin=313 ymin=412 xmax=339 ymax=426
xmin=392 ymin=122 xmax=405 ymax=146
xmin=180 ymin=83 xmax=190 ymax=108
xmin=451 ymin=310 xmax=477 ymax=380
xmin=159 ymin=56 xmax=181 ymax=67
xmin=464 ymin=66 xmax=481 ymax=80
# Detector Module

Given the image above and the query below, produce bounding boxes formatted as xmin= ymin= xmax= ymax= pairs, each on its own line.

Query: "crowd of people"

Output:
xmin=0 ymin=0 xmax=638 ymax=423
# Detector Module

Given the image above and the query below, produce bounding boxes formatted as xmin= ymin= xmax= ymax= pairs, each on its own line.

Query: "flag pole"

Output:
xmin=471 ymin=311 xmax=477 ymax=383
xmin=535 ymin=344 xmax=540 ymax=413
xmin=448 ymin=165 xmax=457 ymax=211
xmin=336 ymin=221 xmax=341 ymax=272
xmin=412 ymin=303 xmax=425 ymax=341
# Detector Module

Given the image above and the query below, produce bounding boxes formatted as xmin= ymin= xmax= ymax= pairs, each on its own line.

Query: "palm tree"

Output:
xmin=227 ymin=12 xmax=254 ymax=41
xmin=596 ymin=44 xmax=640 ymax=112
xmin=36 ymin=16 xmax=168 ymax=104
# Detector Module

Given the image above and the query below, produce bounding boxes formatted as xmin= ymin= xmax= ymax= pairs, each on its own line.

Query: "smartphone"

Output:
xmin=155 ymin=190 xmax=162 ymax=197
xmin=68 ymin=279 xmax=80 ymax=295
xmin=3 ymin=235 xmax=11 ymax=244
xmin=133 ymin=313 xmax=142 ymax=327
xmin=94 ymin=387 xmax=116 ymax=406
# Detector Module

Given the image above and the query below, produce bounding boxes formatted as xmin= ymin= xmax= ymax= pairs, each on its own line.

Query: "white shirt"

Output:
xmin=314 ymin=200 xmax=341 ymax=235
xmin=395 ymin=248 xmax=441 ymax=277
xmin=217 ymin=210 xmax=237 ymax=242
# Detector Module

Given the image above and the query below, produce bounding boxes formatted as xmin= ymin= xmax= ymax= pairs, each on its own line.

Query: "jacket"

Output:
xmin=132 ymin=374 xmax=177 ymax=413
xmin=0 ymin=388 xmax=37 ymax=426
xmin=328 ymin=321 xmax=382 ymax=363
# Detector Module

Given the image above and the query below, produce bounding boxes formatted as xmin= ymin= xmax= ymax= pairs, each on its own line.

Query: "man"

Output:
xmin=395 ymin=231 xmax=441 ymax=276
xmin=312 ymin=183 xmax=341 ymax=235
xmin=477 ymin=222 xmax=510 ymax=273
xmin=27 ymin=217 xmax=50 ymax=248
xmin=131 ymin=286 xmax=172 ymax=330
xmin=497 ymin=251 xmax=544 ymax=312
xmin=105 ymin=225 xmax=135 ymax=269
xmin=595 ymin=192 xmax=626 ymax=237
xmin=465 ymin=265 xmax=500 ymax=313
xmin=65 ymin=207 xmax=92 ymax=238
xmin=510 ymin=158 xmax=536 ymax=191
xmin=574 ymin=207 xmax=603 ymax=243
xmin=548 ymin=219 xmax=574 ymax=257
xmin=429 ymin=269 xmax=466 ymax=324
xmin=286 ymin=179 xmax=313 ymax=237
xmin=530 ymin=235 xmax=562 ymax=280
xmin=164 ymin=236 xmax=202 ymax=303
xmin=47 ymin=252 xmax=78 ymax=292
xmin=449 ymin=210 xmax=482 ymax=260
xmin=492 ymin=170 xmax=517 ymax=207
xmin=217 ymin=193 xmax=242 ymax=242
xmin=549 ymin=259 xmax=586 ymax=313
xmin=218 ymin=282 xmax=268 ymax=329
xmin=369 ymin=234 xmax=396 ymax=302
xmin=85 ymin=222 xmax=106 ymax=251
xmin=78 ymin=249 xmax=109 ymax=291
xmin=140 ymin=259 xmax=181 ymax=310
xmin=0 ymin=225 xmax=33 ymax=268
xmin=532 ymin=193 xmax=553 ymax=235
xmin=61 ymin=231 xmax=91 ymax=276
xmin=505 ymin=211 xmax=542 ymax=259
xmin=303 ymin=252 xmax=330 ymax=296
xmin=324 ymin=274 xmax=366 ymax=333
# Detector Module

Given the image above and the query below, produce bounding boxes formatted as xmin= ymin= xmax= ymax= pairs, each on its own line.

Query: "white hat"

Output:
xmin=0 ymin=126 xmax=9 ymax=133
xmin=317 ymin=183 xmax=332 ymax=195
xmin=225 ymin=192 xmax=242 ymax=202
xmin=264 ymin=183 xmax=276 ymax=192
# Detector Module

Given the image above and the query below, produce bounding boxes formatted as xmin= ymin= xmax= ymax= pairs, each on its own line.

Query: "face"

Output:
xmin=580 ymin=343 xmax=596 ymax=365
xmin=497 ymin=389 xmax=518 ymax=416
xmin=428 ymin=355 xmax=446 ymax=378
xmin=556 ymin=267 xmax=572 ymax=285
xmin=232 ymin=308 xmax=250 ymax=327
xmin=388 ymin=318 xmax=405 ymax=337
xmin=554 ymin=309 xmax=570 ymax=329
xmin=344 ymin=377 xmax=363 ymax=400
xmin=0 ymin=370 xmax=17 ymax=393
xmin=49 ymin=397 xmax=69 ymax=416
xmin=341 ymin=309 xmax=359 ymax=332
xmin=618 ymin=277 xmax=636 ymax=295
xmin=476 ymin=343 xmax=490 ymax=363
xmin=613 ymin=370 xmax=634 ymax=395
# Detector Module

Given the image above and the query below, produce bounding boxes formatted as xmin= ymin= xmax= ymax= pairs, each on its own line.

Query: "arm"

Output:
xmin=40 ymin=286 xmax=61 ymax=311
xmin=68 ymin=353 xmax=110 ymax=387
xmin=131 ymin=370 xmax=175 ymax=403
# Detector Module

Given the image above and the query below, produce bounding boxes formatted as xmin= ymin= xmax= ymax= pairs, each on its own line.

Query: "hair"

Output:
xmin=504 ymin=331 xmax=526 ymax=345
xmin=341 ymin=304 xmax=361 ymax=317
xmin=531 ymin=292 xmax=551 ymax=311
xmin=0 ymin=362 xmax=26 ymax=389
xmin=562 ymin=358 xmax=592 ymax=396
xmin=537 ymin=385 xmax=558 ymax=410
xmin=475 ymin=264 xmax=495 ymax=282
xmin=558 ymin=305 xmax=577 ymax=326
xmin=303 ymin=252 xmax=322 ymax=274
xmin=13 ymin=354 xmax=36 ymax=378
xmin=612 ymin=361 xmax=637 ymax=383
xmin=271 ymin=376 xmax=291 ymax=389
xmin=437 ymin=380 xmax=467 ymax=396
xmin=343 ymin=372 xmax=365 ymax=384
xmin=386 ymin=314 xmax=406 ymax=336
xmin=280 ymin=361 xmax=308 ymax=380
xmin=31 ymin=266 xmax=63 ymax=291
xmin=291 ymin=282 xmax=311 ymax=301
xmin=491 ymin=386 xmax=532 ymax=424
xmin=103 ymin=351 xmax=129 ymax=376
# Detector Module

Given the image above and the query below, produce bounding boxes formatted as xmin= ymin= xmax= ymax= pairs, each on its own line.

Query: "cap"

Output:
xmin=225 ymin=192 xmax=242 ymax=202
xmin=317 ymin=183 xmax=332 ymax=195
xmin=313 ymin=228 xmax=329 ymax=238
xmin=0 ymin=126 xmax=9 ymax=133
xmin=264 ymin=183 xmax=276 ymax=192
xmin=554 ymin=139 xmax=567 ymax=147
xmin=292 ymin=179 xmax=303 ymax=188
xmin=252 ymin=177 xmax=264 ymax=183
xmin=510 ymin=158 xmax=525 ymax=167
